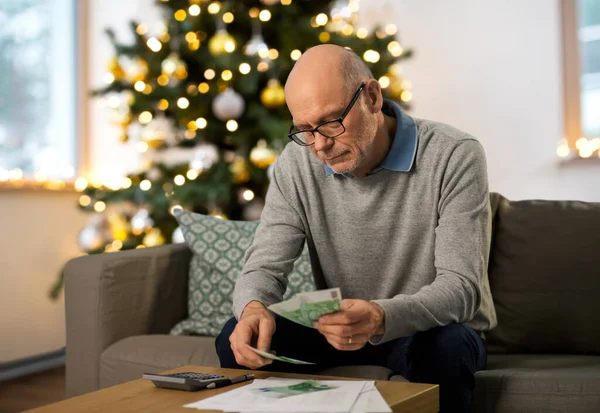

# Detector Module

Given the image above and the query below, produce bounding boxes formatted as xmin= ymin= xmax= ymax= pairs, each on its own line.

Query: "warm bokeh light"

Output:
xmin=290 ymin=49 xmax=302 ymax=60
xmin=140 ymin=180 xmax=152 ymax=191
xmin=198 ymin=82 xmax=210 ymax=93
xmin=177 ymin=97 xmax=190 ymax=109
xmin=74 ymin=177 xmax=88 ymax=191
xmin=174 ymin=175 xmax=186 ymax=186
xmin=204 ymin=69 xmax=216 ymax=79
xmin=94 ymin=201 xmax=106 ymax=212
xmin=174 ymin=9 xmax=187 ymax=21
xmin=363 ymin=50 xmax=380 ymax=63
xmin=147 ymin=37 xmax=162 ymax=52
xmin=221 ymin=70 xmax=233 ymax=81
xmin=189 ymin=5 xmax=200 ymax=16
xmin=259 ymin=10 xmax=271 ymax=21
xmin=196 ymin=117 xmax=207 ymax=129
xmin=208 ymin=2 xmax=221 ymax=14
xmin=226 ymin=120 xmax=238 ymax=131
xmin=239 ymin=63 xmax=251 ymax=74
xmin=139 ymin=111 xmax=153 ymax=124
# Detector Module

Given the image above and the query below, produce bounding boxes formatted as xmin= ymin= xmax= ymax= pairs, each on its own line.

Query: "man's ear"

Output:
xmin=365 ymin=79 xmax=383 ymax=113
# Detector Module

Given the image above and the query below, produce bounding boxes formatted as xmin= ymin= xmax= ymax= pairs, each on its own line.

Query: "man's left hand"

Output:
xmin=314 ymin=299 xmax=385 ymax=351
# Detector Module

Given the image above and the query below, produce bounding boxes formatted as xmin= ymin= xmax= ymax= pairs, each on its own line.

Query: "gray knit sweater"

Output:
xmin=232 ymin=109 xmax=497 ymax=344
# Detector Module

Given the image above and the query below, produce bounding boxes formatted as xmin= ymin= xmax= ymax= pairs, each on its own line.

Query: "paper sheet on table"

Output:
xmin=260 ymin=379 xmax=391 ymax=413
xmin=183 ymin=378 xmax=366 ymax=412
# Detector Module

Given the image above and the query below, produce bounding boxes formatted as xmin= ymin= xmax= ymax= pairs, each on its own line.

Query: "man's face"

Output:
xmin=287 ymin=82 xmax=378 ymax=175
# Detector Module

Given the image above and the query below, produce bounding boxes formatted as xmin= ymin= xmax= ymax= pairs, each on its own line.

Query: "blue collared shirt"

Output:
xmin=325 ymin=99 xmax=418 ymax=177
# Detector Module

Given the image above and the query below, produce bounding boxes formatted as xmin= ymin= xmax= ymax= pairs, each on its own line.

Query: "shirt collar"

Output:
xmin=325 ymin=99 xmax=418 ymax=176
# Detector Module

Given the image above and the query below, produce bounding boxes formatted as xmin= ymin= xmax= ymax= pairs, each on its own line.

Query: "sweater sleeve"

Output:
xmin=232 ymin=149 xmax=306 ymax=319
xmin=371 ymin=139 xmax=491 ymax=344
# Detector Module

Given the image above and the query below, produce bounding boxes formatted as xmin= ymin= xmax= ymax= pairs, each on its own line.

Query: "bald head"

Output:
xmin=286 ymin=44 xmax=373 ymax=98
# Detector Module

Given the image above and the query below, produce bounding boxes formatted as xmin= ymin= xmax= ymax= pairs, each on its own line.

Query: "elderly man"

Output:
xmin=215 ymin=44 xmax=497 ymax=412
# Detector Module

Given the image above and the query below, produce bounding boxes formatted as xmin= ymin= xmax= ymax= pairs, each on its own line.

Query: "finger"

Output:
xmin=257 ymin=316 xmax=276 ymax=351
xmin=316 ymin=320 xmax=366 ymax=337
xmin=323 ymin=333 xmax=367 ymax=351
xmin=233 ymin=323 xmax=271 ymax=368
xmin=318 ymin=310 xmax=356 ymax=326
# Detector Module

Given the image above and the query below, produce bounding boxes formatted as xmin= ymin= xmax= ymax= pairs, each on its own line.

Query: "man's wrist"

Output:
xmin=370 ymin=302 xmax=386 ymax=336
xmin=240 ymin=300 xmax=266 ymax=319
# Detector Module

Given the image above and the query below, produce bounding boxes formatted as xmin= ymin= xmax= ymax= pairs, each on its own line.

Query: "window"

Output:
xmin=579 ymin=0 xmax=600 ymax=139
xmin=0 ymin=0 xmax=78 ymax=183
xmin=561 ymin=0 xmax=600 ymax=158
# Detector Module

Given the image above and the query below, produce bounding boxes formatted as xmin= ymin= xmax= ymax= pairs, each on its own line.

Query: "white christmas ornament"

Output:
xmin=190 ymin=143 xmax=220 ymax=170
xmin=131 ymin=208 xmax=154 ymax=233
xmin=78 ymin=214 xmax=111 ymax=251
xmin=172 ymin=226 xmax=185 ymax=243
xmin=146 ymin=167 xmax=162 ymax=181
xmin=212 ymin=88 xmax=245 ymax=121
xmin=243 ymin=33 xmax=268 ymax=56
xmin=140 ymin=115 xmax=178 ymax=147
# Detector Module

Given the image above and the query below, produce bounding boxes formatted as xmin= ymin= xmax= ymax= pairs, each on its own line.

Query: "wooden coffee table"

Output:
xmin=25 ymin=365 xmax=439 ymax=413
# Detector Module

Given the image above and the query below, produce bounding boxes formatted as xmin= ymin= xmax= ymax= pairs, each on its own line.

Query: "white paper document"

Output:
xmin=183 ymin=378 xmax=391 ymax=413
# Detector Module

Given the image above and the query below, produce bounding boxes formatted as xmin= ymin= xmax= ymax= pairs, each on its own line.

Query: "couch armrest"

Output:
xmin=64 ymin=243 xmax=191 ymax=396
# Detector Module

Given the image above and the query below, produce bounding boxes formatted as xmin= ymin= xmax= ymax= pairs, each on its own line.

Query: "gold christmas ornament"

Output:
xmin=107 ymin=213 xmax=131 ymax=242
xmin=250 ymin=140 xmax=277 ymax=169
xmin=230 ymin=156 xmax=251 ymax=183
xmin=208 ymin=29 xmax=236 ymax=55
xmin=260 ymin=79 xmax=285 ymax=108
xmin=107 ymin=57 xmax=125 ymax=80
xmin=143 ymin=228 xmax=165 ymax=247
xmin=161 ymin=54 xmax=187 ymax=82
xmin=388 ymin=76 xmax=405 ymax=101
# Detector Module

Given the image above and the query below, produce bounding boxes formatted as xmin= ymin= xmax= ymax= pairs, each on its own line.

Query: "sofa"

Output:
xmin=64 ymin=193 xmax=600 ymax=412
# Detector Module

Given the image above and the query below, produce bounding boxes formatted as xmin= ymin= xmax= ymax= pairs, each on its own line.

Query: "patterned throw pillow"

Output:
xmin=170 ymin=210 xmax=315 ymax=337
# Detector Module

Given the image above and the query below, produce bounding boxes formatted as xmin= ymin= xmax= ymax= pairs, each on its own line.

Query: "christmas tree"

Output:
xmin=76 ymin=0 xmax=413 ymax=254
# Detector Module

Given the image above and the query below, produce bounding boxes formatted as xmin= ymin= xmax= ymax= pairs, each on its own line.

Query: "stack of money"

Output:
xmin=267 ymin=287 xmax=343 ymax=328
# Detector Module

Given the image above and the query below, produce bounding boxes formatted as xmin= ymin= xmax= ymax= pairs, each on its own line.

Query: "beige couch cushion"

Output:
xmin=473 ymin=354 xmax=600 ymax=413
xmin=100 ymin=335 xmax=219 ymax=388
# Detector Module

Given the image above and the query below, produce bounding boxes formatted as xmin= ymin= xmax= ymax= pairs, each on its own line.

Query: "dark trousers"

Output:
xmin=216 ymin=316 xmax=487 ymax=413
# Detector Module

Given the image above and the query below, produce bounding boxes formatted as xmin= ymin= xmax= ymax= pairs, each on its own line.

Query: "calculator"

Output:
xmin=142 ymin=371 xmax=226 ymax=391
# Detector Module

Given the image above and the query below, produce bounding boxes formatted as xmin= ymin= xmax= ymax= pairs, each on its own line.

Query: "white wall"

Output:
xmin=0 ymin=191 xmax=87 ymax=362
xmin=359 ymin=0 xmax=600 ymax=201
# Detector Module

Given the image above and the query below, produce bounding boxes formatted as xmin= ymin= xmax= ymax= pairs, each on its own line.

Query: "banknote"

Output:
xmin=268 ymin=287 xmax=343 ymax=328
xmin=251 ymin=380 xmax=338 ymax=399
xmin=245 ymin=345 xmax=315 ymax=365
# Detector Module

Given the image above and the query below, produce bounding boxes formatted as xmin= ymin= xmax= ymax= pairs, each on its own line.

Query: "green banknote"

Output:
xmin=268 ymin=288 xmax=343 ymax=328
xmin=245 ymin=345 xmax=315 ymax=365
xmin=268 ymin=298 xmax=313 ymax=327
xmin=251 ymin=380 xmax=338 ymax=399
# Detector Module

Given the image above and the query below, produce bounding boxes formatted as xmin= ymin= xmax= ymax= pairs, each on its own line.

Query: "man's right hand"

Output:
xmin=229 ymin=301 xmax=276 ymax=369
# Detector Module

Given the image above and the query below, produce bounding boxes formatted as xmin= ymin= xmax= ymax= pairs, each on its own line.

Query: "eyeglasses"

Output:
xmin=288 ymin=82 xmax=366 ymax=146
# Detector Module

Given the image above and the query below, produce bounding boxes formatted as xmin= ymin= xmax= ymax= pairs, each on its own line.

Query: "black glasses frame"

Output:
xmin=288 ymin=82 xmax=366 ymax=146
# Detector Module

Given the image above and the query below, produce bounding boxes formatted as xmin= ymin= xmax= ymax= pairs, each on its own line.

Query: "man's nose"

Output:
xmin=312 ymin=132 xmax=334 ymax=152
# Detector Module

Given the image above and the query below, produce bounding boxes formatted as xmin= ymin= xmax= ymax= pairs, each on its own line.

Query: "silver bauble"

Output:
xmin=190 ymin=143 xmax=220 ymax=170
xmin=78 ymin=215 xmax=111 ymax=251
xmin=243 ymin=33 xmax=268 ymax=56
xmin=131 ymin=208 xmax=154 ymax=233
xmin=212 ymin=88 xmax=245 ymax=121
xmin=172 ymin=226 xmax=185 ymax=244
